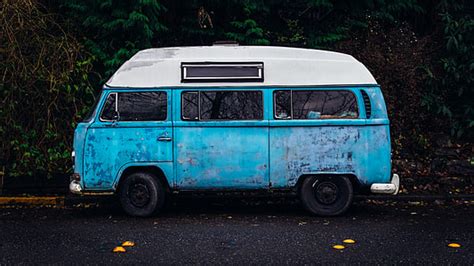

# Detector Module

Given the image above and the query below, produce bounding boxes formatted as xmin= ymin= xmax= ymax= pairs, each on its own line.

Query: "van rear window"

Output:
xmin=182 ymin=91 xmax=263 ymax=120
xmin=274 ymin=90 xmax=358 ymax=120
xmin=100 ymin=92 xmax=167 ymax=121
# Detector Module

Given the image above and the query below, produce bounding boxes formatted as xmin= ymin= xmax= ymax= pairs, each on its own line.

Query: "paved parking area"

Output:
xmin=0 ymin=197 xmax=472 ymax=264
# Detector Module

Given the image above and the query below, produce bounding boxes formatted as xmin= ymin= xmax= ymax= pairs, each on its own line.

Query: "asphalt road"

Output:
xmin=0 ymin=197 xmax=472 ymax=264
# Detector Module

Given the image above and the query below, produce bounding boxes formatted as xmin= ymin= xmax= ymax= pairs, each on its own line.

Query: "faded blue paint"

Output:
xmin=268 ymin=87 xmax=391 ymax=188
xmin=114 ymin=161 xmax=174 ymax=189
xmin=73 ymin=85 xmax=392 ymax=192
xmin=72 ymin=122 xmax=88 ymax=188
xmin=174 ymin=122 xmax=269 ymax=189
xmin=78 ymin=89 xmax=174 ymax=190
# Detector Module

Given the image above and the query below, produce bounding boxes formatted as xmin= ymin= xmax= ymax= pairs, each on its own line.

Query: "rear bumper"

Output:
xmin=69 ymin=180 xmax=82 ymax=195
xmin=370 ymin=174 xmax=400 ymax=195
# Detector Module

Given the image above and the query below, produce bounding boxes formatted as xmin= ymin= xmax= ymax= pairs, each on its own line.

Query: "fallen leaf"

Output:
xmin=113 ymin=246 xmax=126 ymax=253
xmin=448 ymin=243 xmax=461 ymax=248
xmin=333 ymin=245 xmax=345 ymax=250
xmin=122 ymin=241 xmax=135 ymax=247
xmin=298 ymin=222 xmax=307 ymax=226
xmin=343 ymin=239 xmax=356 ymax=244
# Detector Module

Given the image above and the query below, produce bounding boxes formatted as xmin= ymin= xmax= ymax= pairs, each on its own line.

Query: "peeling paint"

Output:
xmin=175 ymin=126 xmax=268 ymax=189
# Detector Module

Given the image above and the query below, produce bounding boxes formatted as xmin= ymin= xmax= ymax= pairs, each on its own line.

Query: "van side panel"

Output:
xmin=83 ymin=125 xmax=173 ymax=190
xmin=172 ymin=88 xmax=270 ymax=190
xmin=73 ymin=122 xmax=88 ymax=188
xmin=174 ymin=123 xmax=269 ymax=189
xmin=362 ymin=125 xmax=391 ymax=184
xmin=363 ymin=87 xmax=392 ymax=184
xmin=269 ymin=87 xmax=391 ymax=189
xmin=270 ymin=123 xmax=367 ymax=188
xmin=82 ymin=89 xmax=173 ymax=191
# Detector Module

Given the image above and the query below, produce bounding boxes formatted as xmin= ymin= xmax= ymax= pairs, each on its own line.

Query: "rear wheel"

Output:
xmin=299 ymin=175 xmax=353 ymax=216
xmin=119 ymin=172 xmax=165 ymax=217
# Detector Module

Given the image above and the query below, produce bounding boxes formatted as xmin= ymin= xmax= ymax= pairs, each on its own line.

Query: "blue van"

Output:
xmin=70 ymin=45 xmax=399 ymax=217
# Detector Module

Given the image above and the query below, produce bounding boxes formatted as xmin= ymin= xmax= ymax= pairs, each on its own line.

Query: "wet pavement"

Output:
xmin=0 ymin=197 xmax=472 ymax=264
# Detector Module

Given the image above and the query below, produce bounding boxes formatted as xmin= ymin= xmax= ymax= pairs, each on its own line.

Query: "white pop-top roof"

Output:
xmin=106 ymin=46 xmax=377 ymax=88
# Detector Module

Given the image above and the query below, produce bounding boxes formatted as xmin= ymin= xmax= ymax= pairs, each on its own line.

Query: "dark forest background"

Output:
xmin=1 ymin=0 xmax=473 ymax=194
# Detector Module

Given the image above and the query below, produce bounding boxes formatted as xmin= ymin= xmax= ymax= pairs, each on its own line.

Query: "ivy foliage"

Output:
xmin=1 ymin=0 xmax=95 ymax=176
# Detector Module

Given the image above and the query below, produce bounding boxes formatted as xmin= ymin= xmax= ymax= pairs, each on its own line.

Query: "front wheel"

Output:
xmin=299 ymin=176 xmax=353 ymax=216
xmin=119 ymin=172 xmax=165 ymax=217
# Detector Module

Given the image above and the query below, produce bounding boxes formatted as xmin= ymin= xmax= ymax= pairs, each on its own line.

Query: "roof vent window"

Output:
xmin=181 ymin=62 xmax=264 ymax=82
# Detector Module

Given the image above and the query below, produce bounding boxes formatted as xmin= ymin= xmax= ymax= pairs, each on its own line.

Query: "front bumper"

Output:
xmin=370 ymin=174 xmax=400 ymax=195
xmin=69 ymin=180 xmax=82 ymax=194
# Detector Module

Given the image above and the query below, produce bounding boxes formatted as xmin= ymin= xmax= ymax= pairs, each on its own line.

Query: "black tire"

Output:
xmin=119 ymin=172 xmax=165 ymax=217
xmin=299 ymin=175 xmax=353 ymax=216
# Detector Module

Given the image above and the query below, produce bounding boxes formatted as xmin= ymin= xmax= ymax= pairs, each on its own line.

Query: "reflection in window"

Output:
xmin=182 ymin=92 xmax=199 ymax=120
xmin=181 ymin=91 xmax=263 ymax=120
xmin=274 ymin=90 xmax=291 ymax=119
xmin=119 ymin=92 xmax=167 ymax=121
xmin=274 ymin=90 xmax=358 ymax=119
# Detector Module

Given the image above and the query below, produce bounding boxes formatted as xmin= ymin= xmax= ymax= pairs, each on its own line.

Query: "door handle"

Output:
xmin=157 ymin=136 xmax=172 ymax=142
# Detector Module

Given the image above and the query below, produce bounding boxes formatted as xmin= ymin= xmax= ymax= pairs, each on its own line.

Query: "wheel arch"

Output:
xmin=295 ymin=173 xmax=361 ymax=194
xmin=115 ymin=165 xmax=171 ymax=193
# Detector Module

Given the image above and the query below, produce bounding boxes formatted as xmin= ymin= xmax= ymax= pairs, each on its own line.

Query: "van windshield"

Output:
xmin=82 ymin=91 xmax=102 ymax=122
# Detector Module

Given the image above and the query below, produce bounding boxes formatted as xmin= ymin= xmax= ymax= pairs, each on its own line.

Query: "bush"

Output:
xmin=0 ymin=0 xmax=96 ymax=176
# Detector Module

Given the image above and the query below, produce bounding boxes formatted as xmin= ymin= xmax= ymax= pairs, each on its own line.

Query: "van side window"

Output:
xmin=182 ymin=91 xmax=263 ymax=120
xmin=274 ymin=90 xmax=358 ymax=119
xmin=100 ymin=92 xmax=167 ymax=121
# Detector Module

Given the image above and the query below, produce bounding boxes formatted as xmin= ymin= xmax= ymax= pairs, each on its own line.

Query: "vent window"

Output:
xmin=361 ymin=90 xmax=371 ymax=118
xmin=181 ymin=62 xmax=263 ymax=82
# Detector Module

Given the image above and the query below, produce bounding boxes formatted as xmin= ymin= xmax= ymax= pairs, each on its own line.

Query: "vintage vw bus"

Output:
xmin=70 ymin=45 xmax=399 ymax=217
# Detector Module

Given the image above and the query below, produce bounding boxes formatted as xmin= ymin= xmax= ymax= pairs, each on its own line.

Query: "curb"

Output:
xmin=0 ymin=196 xmax=65 ymax=207
xmin=0 ymin=194 xmax=472 ymax=208
xmin=356 ymin=194 xmax=474 ymax=201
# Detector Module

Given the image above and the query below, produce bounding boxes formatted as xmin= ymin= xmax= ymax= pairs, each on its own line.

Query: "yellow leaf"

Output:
xmin=113 ymin=246 xmax=126 ymax=253
xmin=333 ymin=245 xmax=345 ymax=250
xmin=122 ymin=241 xmax=135 ymax=247
xmin=343 ymin=239 xmax=356 ymax=244
xmin=448 ymin=243 xmax=461 ymax=248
